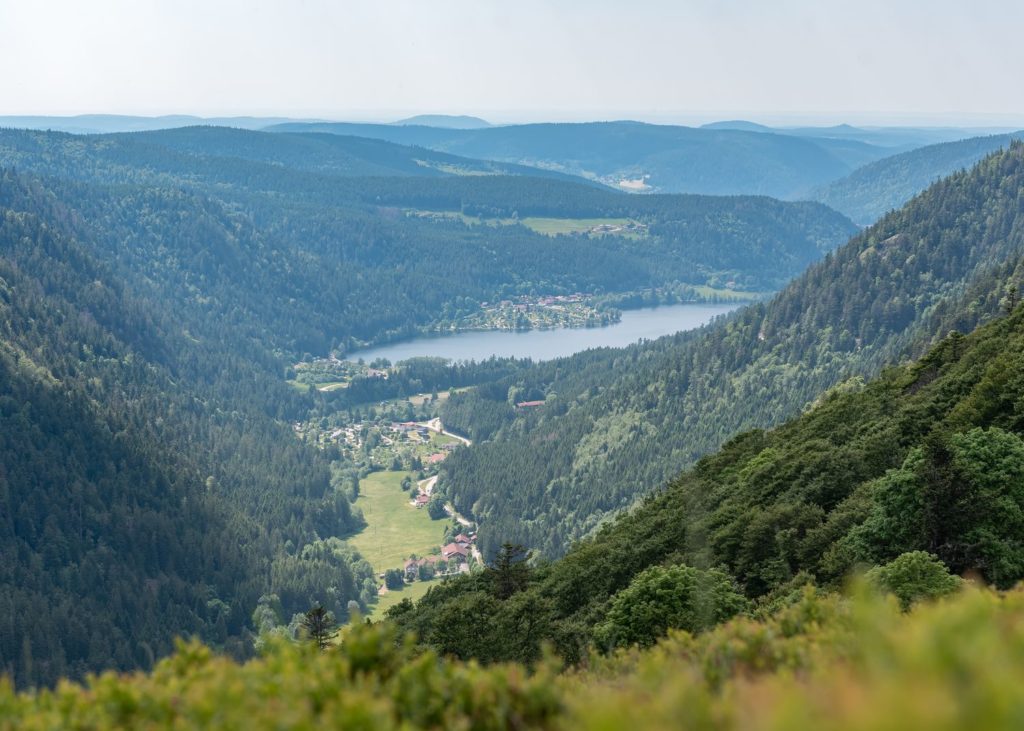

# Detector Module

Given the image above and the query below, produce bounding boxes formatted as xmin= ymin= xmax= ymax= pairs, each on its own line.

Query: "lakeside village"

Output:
xmin=457 ymin=293 xmax=619 ymax=332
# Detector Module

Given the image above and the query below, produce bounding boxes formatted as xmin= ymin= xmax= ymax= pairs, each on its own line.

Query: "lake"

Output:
xmin=347 ymin=303 xmax=739 ymax=363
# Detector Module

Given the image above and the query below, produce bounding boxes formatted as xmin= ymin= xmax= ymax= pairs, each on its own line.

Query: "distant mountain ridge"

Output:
xmin=265 ymin=119 xmax=892 ymax=197
xmin=393 ymin=114 xmax=491 ymax=129
xmin=811 ymin=131 xmax=1024 ymax=224
xmin=700 ymin=119 xmax=1017 ymax=150
xmin=0 ymin=114 xmax=330 ymax=134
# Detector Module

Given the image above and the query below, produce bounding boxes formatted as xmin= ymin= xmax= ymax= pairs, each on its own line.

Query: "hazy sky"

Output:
xmin=2 ymin=0 xmax=1023 ymax=124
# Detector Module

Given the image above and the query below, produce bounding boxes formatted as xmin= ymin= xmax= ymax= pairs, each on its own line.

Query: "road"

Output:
xmin=419 ymin=418 xmax=472 ymax=446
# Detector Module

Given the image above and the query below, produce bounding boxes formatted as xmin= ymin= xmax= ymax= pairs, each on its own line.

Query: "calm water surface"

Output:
xmin=347 ymin=303 xmax=739 ymax=363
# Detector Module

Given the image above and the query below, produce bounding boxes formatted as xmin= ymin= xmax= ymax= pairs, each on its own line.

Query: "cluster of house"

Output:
xmin=589 ymin=221 xmax=647 ymax=234
xmin=485 ymin=292 xmax=589 ymax=307
xmin=402 ymin=532 xmax=477 ymax=581
xmin=329 ymin=424 xmax=366 ymax=447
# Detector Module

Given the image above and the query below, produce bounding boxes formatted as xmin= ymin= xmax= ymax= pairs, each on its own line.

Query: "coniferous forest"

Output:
xmin=3 ymin=7 xmax=1024 ymax=723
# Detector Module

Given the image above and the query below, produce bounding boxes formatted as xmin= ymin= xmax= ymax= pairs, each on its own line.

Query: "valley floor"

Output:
xmin=347 ymin=471 xmax=446 ymax=575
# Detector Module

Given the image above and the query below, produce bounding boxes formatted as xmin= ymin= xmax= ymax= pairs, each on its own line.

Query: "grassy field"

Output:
xmin=367 ymin=579 xmax=439 ymax=620
xmin=519 ymin=216 xmax=633 ymax=235
xmin=428 ymin=431 xmax=460 ymax=448
xmin=409 ymin=210 xmax=641 ymax=237
xmin=688 ymin=284 xmax=771 ymax=302
xmin=406 ymin=386 xmax=471 ymax=407
xmin=348 ymin=470 xmax=446 ymax=574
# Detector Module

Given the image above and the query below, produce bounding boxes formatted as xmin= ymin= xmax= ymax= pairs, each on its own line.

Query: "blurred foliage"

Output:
xmin=6 ymin=587 xmax=1024 ymax=729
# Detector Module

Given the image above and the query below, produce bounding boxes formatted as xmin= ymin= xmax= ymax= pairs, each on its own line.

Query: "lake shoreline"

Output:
xmin=345 ymin=302 xmax=741 ymax=364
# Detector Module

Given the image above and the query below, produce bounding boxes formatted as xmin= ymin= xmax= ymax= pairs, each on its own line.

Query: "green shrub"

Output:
xmin=865 ymin=551 xmax=963 ymax=609
xmin=595 ymin=564 xmax=748 ymax=649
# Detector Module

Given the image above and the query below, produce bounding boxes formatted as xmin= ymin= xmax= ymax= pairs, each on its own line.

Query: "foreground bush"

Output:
xmin=0 ymin=623 xmax=562 ymax=731
xmin=4 ymin=587 xmax=1024 ymax=729
xmin=568 ymin=586 xmax=1024 ymax=729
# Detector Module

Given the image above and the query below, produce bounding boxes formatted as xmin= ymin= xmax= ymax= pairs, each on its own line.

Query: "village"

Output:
xmin=290 ymin=388 xmax=484 ymax=614
xmin=452 ymin=293 xmax=621 ymax=331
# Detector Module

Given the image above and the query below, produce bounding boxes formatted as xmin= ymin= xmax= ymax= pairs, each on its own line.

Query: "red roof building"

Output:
xmin=441 ymin=543 xmax=469 ymax=561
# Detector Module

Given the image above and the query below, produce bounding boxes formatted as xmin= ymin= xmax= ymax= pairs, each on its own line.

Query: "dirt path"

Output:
xmin=417 ymin=475 xmax=439 ymax=495
xmin=444 ymin=502 xmax=474 ymax=528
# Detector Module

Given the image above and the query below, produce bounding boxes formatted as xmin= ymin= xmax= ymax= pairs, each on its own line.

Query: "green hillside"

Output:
xmin=391 ymin=265 xmax=1024 ymax=665
xmin=0 ymin=170 xmax=377 ymax=687
xmin=435 ymin=143 xmax=1024 ymax=559
xmin=812 ymin=132 xmax=1024 ymax=224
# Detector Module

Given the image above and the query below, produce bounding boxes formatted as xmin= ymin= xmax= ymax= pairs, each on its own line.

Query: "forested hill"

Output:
xmin=437 ymin=143 xmax=1024 ymax=559
xmin=123 ymin=126 xmax=597 ymax=183
xmin=812 ymin=132 xmax=1024 ymax=224
xmin=0 ymin=127 xmax=857 ymax=353
xmin=390 ymin=269 xmax=1024 ymax=667
xmin=0 ymin=169 xmax=376 ymax=687
xmin=266 ymin=120 xmax=893 ymax=197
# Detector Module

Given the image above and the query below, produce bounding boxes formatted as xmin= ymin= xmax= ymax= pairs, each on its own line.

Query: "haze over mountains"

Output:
xmin=4 ymin=113 xmax=1020 ymax=210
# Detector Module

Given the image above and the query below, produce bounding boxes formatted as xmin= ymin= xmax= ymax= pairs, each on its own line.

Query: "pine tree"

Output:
xmin=486 ymin=543 xmax=531 ymax=600
xmin=301 ymin=605 xmax=336 ymax=651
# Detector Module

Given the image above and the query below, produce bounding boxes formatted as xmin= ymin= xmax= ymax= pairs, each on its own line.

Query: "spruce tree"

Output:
xmin=301 ymin=605 xmax=336 ymax=651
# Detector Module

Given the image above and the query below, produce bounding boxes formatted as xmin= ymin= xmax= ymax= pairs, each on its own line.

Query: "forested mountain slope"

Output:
xmin=437 ymin=144 xmax=1024 ymax=559
xmin=392 ymin=276 xmax=1024 ymax=666
xmin=812 ymin=132 xmax=1024 ymax=224
xmin=0 ymin=170 xmax=375 ymax=687
xmin=266 ymin=120 xmax=894 ymax=196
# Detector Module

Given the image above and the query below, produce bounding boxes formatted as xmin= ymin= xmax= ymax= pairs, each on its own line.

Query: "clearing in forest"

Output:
xmin=348 ymin=470 xmax=446 ymax=574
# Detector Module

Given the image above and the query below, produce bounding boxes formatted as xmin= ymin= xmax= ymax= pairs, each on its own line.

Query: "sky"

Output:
xmin=2 ymin=0 xmax=1023 ymax=125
